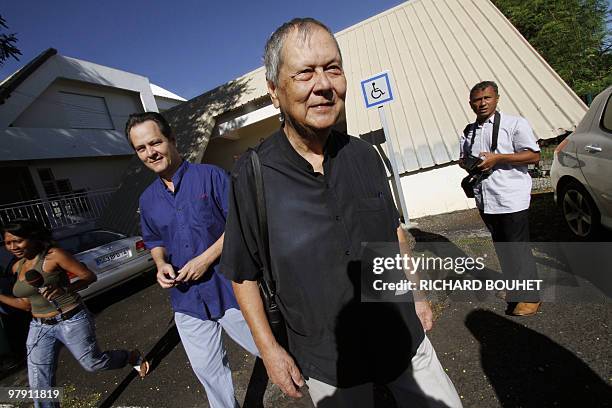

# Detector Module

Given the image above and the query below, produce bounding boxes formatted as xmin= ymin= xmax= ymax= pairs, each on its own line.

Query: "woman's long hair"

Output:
xmin=1 ymin=218 xmax=55 ymax=254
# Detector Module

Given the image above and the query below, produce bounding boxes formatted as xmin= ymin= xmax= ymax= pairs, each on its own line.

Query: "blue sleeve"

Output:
xmin=139 ymin=194 xmax=164 ymax=250
xmin=210 ymin=165 xmax=231 ymax=220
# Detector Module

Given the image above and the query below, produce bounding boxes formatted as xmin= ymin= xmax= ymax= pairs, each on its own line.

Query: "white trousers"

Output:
xmin=306 ymin=336 xmax=462 ymax=408
xmin=175 ymin=309 xmax=259 ymax=408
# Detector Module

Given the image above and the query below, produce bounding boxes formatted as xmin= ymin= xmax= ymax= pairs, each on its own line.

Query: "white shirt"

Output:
xmin=460 ymin=112 xmax=540 ymax=214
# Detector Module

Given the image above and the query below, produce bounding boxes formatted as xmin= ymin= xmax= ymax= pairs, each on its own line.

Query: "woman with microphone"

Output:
xmin=0 ymin=218 xmax=149 ymax=407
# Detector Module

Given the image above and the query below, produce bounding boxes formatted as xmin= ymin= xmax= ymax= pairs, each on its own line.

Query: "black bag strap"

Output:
xmin=466 ymin=111 xmax=500 ymax=153
xmin=249 ymin=149 xmax=276 ymax=297
xmin=491 ymin=111 xmax=500 ymax=152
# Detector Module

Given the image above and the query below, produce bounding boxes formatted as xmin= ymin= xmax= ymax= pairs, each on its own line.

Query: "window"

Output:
xmin=601 ymin=93 xmax=612 ymax=133
xmin=58 ymin=230 xmax=125 ymax=253
xmin=38 ymin=168 xmax=54 ymax=182
xmin=59 ymin=91 xmax=114 ymax=129
xmin=37 ymin=168 xmax=73 ymax=198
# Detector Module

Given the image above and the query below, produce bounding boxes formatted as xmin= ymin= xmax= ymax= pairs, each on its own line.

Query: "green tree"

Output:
xmin=0 ymin=14 xmax=21 ymax=67
xmin=493 ymin=0 xmax=611 ymax=100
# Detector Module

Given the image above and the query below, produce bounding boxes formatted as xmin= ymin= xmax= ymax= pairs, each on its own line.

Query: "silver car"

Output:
xmin=58 ymin=229 xmax=155 ymax=299
xmin=550 ymin=86 xmax=612 ymax=239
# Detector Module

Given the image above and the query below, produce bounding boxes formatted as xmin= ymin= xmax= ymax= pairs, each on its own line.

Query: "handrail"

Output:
xmin=0 ymin=188 xmax=117 ymax=230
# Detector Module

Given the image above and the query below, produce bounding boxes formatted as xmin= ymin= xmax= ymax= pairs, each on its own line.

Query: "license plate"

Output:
xmin=96 ymin=248 xmax=131 ymax=266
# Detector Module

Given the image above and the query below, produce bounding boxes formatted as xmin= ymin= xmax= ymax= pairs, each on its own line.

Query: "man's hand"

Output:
xmin=175 ymin=254 xmax=209 ymax=282
xmin=156 ymin=263 xmax=177 ymax=288
xmin=477 ymin=152 xmax=499 ymax=172
xmin=415 ymin=300 xmax=433 ymax=332
xmin=262 ymin=343 xmax=305 ymax=398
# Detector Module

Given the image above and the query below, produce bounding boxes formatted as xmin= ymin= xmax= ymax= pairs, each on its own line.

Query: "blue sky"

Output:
xmin=0 ymin=0 xmax=407 ymax=99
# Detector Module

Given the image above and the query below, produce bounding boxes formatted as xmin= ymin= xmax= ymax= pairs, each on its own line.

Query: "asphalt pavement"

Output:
xmin=2 ymin=203 xmax=611 ymax=407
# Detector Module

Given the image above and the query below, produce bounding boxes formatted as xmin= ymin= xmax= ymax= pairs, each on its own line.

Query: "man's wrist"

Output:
xmin=260 ymin=338 xmax=283 ymax=359
xmin=196 ymin=253 xmax=211 ymax=270
xmin=155 ymin=260 xmax=169 ymax=269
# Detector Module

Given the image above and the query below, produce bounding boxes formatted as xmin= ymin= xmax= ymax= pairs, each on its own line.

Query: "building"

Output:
xmin=0 ymin=48 xmax=185 ymax=228
xmin=101 ymin=0 xmax=587 ymax=235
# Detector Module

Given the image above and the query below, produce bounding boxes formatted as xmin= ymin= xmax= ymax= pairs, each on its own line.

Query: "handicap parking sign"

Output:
xmin=360 ymin=71 xmax=394 ymax=108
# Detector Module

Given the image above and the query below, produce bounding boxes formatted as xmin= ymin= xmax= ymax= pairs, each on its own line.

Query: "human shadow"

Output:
xmin=98 ymin=322 xmax=181 ymax=408
xmin=242 ymin=357 xmax=268 ymax=408
xmin=319 ymin=261 xmax=449 ymax=407
xmin=413 ymin=224 xmax=611 ymax=302
xmin=409 ymin=228 xmax=501 ymax=302
xmin=465 ymin=309 xmax=612 ymax=407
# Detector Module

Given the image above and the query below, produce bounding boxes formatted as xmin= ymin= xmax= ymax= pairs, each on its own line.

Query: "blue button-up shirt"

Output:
xmin=139 ymin=161 xmax=239 ymax=320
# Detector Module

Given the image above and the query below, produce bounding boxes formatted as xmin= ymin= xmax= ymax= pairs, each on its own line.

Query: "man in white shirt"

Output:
xmin=460 ymin=81 xmax=542 ymax=316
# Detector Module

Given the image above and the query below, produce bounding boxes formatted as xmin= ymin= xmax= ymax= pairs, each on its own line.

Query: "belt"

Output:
xmin=34 ymin=304 xmax=85 ymax=325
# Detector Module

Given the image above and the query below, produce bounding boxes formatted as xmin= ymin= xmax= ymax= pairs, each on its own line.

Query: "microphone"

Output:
xmin=25 ymin=269 xmax=62 ymax=312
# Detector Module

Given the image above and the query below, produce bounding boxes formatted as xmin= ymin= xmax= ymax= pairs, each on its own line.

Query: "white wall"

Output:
xmin=399 ymin=164 xmax=476 ymax=220
xmin=203 ymin=116 xmax=280 ymax=170
xmin=0 ymin=54 xmax=159 ymax=130
xmin=27 ymin=156 xmax=132 ymax=198
xmin=155 ymin=96 xmax=183 ymax=112
xmin=204 ymin=110 xmax=473 ymax=219
xmin=12 ymin=78 xmax=143 ymax=132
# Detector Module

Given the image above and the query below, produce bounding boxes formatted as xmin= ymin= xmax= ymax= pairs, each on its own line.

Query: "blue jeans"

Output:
xmin=26 ymin=308 xmax=129 ymax=408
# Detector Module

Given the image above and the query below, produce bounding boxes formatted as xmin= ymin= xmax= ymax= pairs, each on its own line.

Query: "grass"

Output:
xmin=539 ymin=146 xmax=556 ymax=162
xmin=60 ymin=384 xmax=101 ymax=408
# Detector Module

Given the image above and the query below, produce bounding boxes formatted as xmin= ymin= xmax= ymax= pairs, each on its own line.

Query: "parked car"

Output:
xmin=550 ymin=86 xmax=612 ymax=239
xmin=0 ymin=228 xmax=155 ymax=299
xmin=57 ymin=229 xmax=155 ymax=299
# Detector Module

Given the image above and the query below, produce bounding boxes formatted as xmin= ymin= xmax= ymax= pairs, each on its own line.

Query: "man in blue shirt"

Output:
xmin=125 ymin=112 xmax=258 ymax=408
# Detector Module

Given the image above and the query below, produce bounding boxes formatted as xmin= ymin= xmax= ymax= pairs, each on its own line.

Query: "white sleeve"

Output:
xmin=512 ymin=117 xmax=540 ymax=152
xmin=459 ymin=125 xmax=470 ymax=158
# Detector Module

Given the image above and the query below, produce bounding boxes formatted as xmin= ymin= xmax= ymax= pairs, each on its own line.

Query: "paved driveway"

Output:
xmin=2 ymin=195 xmax=610 ymax=407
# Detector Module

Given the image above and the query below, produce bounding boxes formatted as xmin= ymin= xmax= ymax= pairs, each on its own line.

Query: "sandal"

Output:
xmin=128 ymin=349 xmax=150 ymax=379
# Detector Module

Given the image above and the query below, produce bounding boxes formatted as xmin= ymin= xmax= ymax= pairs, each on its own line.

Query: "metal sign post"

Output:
xmin=377 ymin=106 xmax=409 ymax=225
xmin=360 ymin=71 xmax=410 ymax=225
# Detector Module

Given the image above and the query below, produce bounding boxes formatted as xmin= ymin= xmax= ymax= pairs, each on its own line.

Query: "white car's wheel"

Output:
xmin=560 ymin=181 xmax=601 ymax=239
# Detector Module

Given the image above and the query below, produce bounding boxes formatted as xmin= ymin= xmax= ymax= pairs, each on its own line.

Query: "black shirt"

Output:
xmin=220 ymin=129 xmax=424 ymax=386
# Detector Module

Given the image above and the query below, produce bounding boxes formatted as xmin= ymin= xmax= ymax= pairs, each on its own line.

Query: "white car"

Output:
xmin=57 ymin=229 xmax=155 ymax=299
xmin=550 ymin=86 xmax=612 ymax=239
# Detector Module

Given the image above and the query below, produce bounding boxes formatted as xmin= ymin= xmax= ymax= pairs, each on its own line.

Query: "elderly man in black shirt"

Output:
xmin=220 ymin=17 xmax=461 ymax=408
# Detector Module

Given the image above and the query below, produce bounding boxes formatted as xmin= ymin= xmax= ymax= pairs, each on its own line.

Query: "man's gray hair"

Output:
xmin=264 ymin=17 xmax=342 ymax=86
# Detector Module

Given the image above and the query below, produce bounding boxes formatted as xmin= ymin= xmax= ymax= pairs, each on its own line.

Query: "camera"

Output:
xmin=461 ymin=155 xmax=492 ymax=198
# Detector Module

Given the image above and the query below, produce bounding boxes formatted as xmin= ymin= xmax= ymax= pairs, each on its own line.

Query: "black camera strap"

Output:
xmin=467 ymin=111 xmax=500 ymax=152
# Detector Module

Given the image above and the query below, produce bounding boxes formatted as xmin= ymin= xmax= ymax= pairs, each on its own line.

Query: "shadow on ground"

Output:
xmin=99 ymin=322 xmax=180 ymax=408
xmin=465 ymin=309 xmax=612 ymax=407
